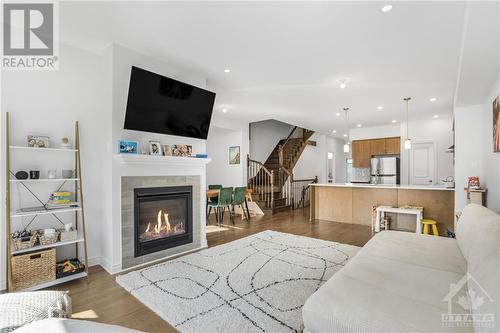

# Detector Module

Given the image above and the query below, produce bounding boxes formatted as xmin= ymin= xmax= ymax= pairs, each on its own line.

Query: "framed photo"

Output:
xmin=172 ymin=145 xmax=192 ymax=157
xmin=163 ymin=145 xmax=172 ymax=156
xmin=118 ymin=140 xmax=138 ymax=154
xmin=149 ymin=141 xmax=162 ymax=156
xmin=229 ymin=146 xmax=240 ymax=165
xmin=493 ymin=96 xmax=499 ymax=152
xmin=27 ymin=135 xmax=50 ymax=148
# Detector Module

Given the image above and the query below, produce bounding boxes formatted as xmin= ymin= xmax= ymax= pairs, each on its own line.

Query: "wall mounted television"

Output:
xmin=124 ymin=66 xmax=216 ymax=140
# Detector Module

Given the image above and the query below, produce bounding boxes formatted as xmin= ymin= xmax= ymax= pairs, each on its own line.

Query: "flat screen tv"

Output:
xmin=124 ymin=66 xmax=216 ymax=139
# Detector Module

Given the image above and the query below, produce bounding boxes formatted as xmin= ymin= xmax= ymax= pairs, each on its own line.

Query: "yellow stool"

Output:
xmin=422 ymin=219 xmax=439 ymax=236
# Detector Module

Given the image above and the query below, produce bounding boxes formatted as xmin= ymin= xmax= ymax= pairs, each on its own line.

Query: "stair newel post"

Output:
xmin=246 ymin=154 xmax=250 ymax=188
xmin=270 ymin=170 xmax=274 ymax=212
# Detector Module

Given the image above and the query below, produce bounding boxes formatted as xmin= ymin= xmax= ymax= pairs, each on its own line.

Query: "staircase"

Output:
xmin=247 ymin=126 xmax=316 ymax=214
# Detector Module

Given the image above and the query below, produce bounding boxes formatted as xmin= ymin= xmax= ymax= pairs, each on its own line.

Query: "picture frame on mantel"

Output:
xmin=493 ymin=95 xmax=499 ymax=152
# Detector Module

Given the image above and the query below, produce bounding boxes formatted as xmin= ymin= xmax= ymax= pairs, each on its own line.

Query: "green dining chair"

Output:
xmin=232 ymin=186 xmax=250 ymax=221
xmin=208 ymin=187 xmax=233 ymax=225
xmin=207 ymin=184 xmax=222 ymax=221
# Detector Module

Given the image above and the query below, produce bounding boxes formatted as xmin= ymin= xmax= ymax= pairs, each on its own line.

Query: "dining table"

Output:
xmin=206 ymin=188 xmax=253 ymax=220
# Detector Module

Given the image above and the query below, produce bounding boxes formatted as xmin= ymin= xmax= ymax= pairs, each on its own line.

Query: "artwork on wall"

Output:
xmin=118 ymin=140 xmax=138 ymax=154
xmin=172 ymin=145 xmax=192 ymax=157
xmin=229 ymin=146 xmax=240 ymax=165
xmin=149 ymin=141 xmax=162 ymax=156
xmin=493 ymin=95 xmax=500 ymax=152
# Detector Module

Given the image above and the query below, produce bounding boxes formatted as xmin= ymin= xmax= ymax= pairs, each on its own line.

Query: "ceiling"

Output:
xmin=60 ymin=1 xmax=498 ymax=135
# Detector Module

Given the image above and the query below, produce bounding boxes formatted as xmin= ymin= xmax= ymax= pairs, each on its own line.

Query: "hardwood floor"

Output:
xmin=54 ymin=208 xmax=373 ymax=332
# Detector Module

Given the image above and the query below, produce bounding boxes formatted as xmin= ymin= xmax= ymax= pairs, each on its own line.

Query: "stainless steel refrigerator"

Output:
xmin=370 ymin=157 xmax=400 ymax=185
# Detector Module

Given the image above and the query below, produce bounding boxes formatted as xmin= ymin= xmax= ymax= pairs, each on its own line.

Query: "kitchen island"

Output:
xmin=310 ymin=183 xmax=455 ymax=235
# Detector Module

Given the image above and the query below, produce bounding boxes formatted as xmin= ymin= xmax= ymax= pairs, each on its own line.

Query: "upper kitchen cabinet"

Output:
xmin=352 ymin=140 xmax=371 ymax=168
xmin=370 ymin=139 xmax=386 ymax=155
xmin=385 ymin=137 xmax=401 ymax=154
xmin=352 ymin=137 xmax=401 ymax=167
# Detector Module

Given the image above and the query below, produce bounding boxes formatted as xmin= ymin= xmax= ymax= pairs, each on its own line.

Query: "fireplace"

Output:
xmin=134 ymin=186 xmax=193 ymax=257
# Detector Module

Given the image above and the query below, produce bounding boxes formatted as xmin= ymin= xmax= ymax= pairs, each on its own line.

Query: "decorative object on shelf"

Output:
xmin=59 ymin=225 xmax=77 ymax=242
xmin=29 ymin=170 xmax=40 ymax=179
xmin=149 ymin=141 xmax=162 ymax=156
xmin=229 ymin=146 xmax=240 ymax=165
xmin=56 ymin=258 xmax=85 ymax=279
xmin=49 ymin=191 xmax=72 ymax=205
xmin=403 ymin=97 xmax=412 ymax=150
xmin=163 ymin=144 xmax=172 ymax=156
xmin=442 ymin=176 xmax=455 ymax=188
xmin=493 ymin=95 xmax=499 ymax=152
xmin=47 ymin=170 xmax=57 ymax=179
xmin=27 ymin=135 xmax=50 ymax=148
xmin=467 ymin=176 xmax=480 ymax=189
xmin=38 ymin=229 xmax=60 ymax=246
xmin=118 ymin=140 xmax=138 ymax=154
xmin=11 ymin=248 xmax=56 ymax=291
xmin=62 ymin=169 xmax=74 ymax=179
xmin=11 ymin=230 xmax=38 ymax=251
xmin=195 ymin=154 xmax=208 ymax=158
xmin=172 ymin=144 xmax=192 ymax=157
xmin=15 ymin=171 xmax=28 ymax=180
xmin=60 ymin=137 xmax=71 ymax=149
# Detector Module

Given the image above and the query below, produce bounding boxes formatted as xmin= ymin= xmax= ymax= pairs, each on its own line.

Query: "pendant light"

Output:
xmin=403 ymin=97 xmax=412 ymax=150
xmin=343 ymin=107 xmax=350 ymax=153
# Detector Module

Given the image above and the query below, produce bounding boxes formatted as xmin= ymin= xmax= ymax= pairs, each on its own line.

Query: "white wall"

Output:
xmin=349 ymin=123 xmax=400 ymax=141
xmin=249 ymin=119 xmax=294 ymax=162
xmin=0 ymin=43 xmax=110 ymax=289
xmin=400 ymin=116 xmax=455 ymax=185
xmin=455 ymin=76 xmax=500 ymax=214
xmin=292 ymin=134 xmax=347 ymax=184
xmin=206 ymin=127 xmax=245 ymax=187
xmin=106 ymin=44 xmax=210 ymax=272
xmin=454 ymin=104 xmax=486 ymax=211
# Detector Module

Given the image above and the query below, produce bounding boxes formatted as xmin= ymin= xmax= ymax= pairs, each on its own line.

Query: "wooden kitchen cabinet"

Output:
xmin=370 ymin=139 xmax=386 ymax=155
xmin=385 ymin=137 xmax=401 ymax=154
xmin=352 ymin=140 xmax=371 ymax=168
xmin=352 ymin=137 xmax=401 ymax=167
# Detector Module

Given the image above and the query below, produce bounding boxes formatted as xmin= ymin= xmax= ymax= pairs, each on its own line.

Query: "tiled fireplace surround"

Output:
xmin=115 ymin=155 xmax=209 ymax=271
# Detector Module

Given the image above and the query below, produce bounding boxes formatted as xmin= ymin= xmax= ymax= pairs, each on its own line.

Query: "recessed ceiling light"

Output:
xmin=224 ymin=69 xmax=231 ymax=73
xmin=222 ymin=108 xmax=227 ymax=113
xmin=335 ymin=112 xmax=341 ymax=116
xmin=381 ymin=5 xmax=393 ymax=13
xmin=356 ymin=124 xmax=362 ymax=128
xmin=331 ymin=130 xmax=337 ymax=133
xmin=433 ymin=114 xmax=439 ymax=118
xmin=343 ymin=134 xmax=348 ymax=137
xmin=339 ymin=79 xmax=347 ymax=89
xmin=391 ymin=120 xmax=398 ymax=123
xmin=429 ymin=97 xmax=437 ymax=102
xmin=377 ymin=106 xmax=384 ymax=110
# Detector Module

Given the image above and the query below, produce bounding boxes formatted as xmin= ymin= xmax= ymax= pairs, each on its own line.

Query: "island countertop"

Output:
xmin=310 ymin=183 xmax=455 ymax=235
xmin=310 ymin=183 xmax=455 ymax=191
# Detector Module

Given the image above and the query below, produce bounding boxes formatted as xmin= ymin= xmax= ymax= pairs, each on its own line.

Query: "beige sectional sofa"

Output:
xmin=303 ymin=204 xmax=500 ymax=333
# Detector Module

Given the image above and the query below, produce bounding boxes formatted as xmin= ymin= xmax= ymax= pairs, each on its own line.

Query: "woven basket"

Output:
xmin=12 ymin=248 xmax=56 ymax=290
xmin=12 ymin=233 xmax=38 ymax=251
xmin=39 ymin=231 xmax=60 ymax=245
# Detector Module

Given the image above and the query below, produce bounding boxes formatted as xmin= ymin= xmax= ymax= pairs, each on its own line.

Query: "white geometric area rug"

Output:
xmin=117 ymin=230 xmax=359 ymax=333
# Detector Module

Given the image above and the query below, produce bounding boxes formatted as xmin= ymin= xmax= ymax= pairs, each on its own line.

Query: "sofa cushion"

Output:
xmin=456 ymin=204 xmax=500 ymax=332
xmin=303 ymin=231 xmax=471 ymax=333
xmin=0 ymin=291 xmax=71 ymax=333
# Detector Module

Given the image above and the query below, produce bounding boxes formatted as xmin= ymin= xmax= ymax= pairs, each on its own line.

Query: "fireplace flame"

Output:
xmin=140 ymin=209 xmax=185 ymax=242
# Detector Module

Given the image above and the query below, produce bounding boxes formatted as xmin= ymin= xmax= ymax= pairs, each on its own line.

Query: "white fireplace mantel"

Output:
xmin=114 ymin=154 xmax=211 ymax=166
